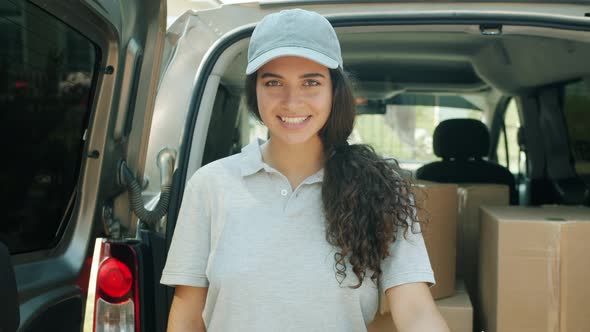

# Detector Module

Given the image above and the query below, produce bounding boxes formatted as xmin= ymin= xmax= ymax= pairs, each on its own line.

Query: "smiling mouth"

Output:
xmin=278 ymin=116 xmax=311 ymax=124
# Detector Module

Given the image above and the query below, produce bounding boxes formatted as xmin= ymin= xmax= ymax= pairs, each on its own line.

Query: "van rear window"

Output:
xmin=352 ymin=94 xmax=482 ymax=171
xmin=0 ymin=0 xmax=97 ymax=254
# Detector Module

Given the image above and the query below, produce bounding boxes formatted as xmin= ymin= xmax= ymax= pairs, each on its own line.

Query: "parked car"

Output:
xmin=2 ymin=0 xmax=589 ymax=331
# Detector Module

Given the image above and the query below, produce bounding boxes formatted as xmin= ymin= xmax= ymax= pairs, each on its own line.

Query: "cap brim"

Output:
xmin=246 ymin=46 xmax=340 ymax=75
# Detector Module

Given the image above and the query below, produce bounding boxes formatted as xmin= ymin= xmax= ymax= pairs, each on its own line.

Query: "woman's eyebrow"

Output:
xmin=260 ymin=72 xmax=326 ymax=79
xmin=301 ymin=73 xmax=325 ymax=78
xmin=260 ymin=73 xmax=282 ymax=79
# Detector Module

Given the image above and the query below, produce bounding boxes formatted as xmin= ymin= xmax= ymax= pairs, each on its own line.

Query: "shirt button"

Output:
xmin=281 ymin=189 xmax=288 ymax=196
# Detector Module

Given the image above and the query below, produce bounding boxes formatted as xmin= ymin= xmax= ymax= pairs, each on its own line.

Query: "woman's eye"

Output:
xmin=264 ymin=80 xmax=281 ymax=87
xmin=303 ymin=80 xmax=320 ymax=86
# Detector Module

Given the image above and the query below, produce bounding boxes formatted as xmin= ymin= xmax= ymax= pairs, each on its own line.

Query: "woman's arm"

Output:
xmin=386 ymin=282 xmax=450 ymax=332
xmin=167 ymin=286 xmax=208 ymax=332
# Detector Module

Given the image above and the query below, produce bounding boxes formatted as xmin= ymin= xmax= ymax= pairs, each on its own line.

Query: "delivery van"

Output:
xmin=1 ymin=0 xmax=589 ymax=331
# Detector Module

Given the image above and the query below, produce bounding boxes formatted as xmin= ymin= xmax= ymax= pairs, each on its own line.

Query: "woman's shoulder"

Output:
xmin=187 ymin=139 xmax=265 ymax=191
xmin=186 ymin=151 xmax=246 ymax=187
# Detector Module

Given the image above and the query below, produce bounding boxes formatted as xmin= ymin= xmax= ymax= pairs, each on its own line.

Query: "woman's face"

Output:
xmin=256 ymin=56 xmax=333 ymax=146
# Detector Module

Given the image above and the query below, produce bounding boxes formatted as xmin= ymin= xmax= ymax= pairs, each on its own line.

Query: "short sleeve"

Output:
xmin=160 ymin=170 xmax=211 ymax=287
xmin=379 ymin=220 xmax=436 ymax=294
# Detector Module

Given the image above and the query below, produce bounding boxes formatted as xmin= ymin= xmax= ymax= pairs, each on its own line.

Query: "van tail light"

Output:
xmin=84 ymin=238 xmax=140 ymax=332
xmin=98 ymin=258 xmax=133 ymax=298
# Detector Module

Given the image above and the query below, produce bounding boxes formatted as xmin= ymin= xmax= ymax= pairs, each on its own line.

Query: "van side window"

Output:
xmin=496 ymin=98 xmax=522 ymax=174
xmin=0 ymin=1 xmax=97 ymax=254
xmin=562 ymin=80 xmax=590 ymax=182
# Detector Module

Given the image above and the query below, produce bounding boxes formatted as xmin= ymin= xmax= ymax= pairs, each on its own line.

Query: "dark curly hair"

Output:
xmin=245 ymin=68 xmax=423 ymax=289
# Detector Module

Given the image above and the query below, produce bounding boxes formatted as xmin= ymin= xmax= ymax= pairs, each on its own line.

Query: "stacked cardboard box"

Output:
xmin=380 ymin=180 xmax=458 ymax=314
xmin=456 ymin=184 xmax=509 ymax=296
xmin=455 ymin=183 xmax=509 ymax=331
xmin=479 ymin=206 xmax=590 ymax=332
xmin=369 ymin=281 xmax=473 ymax=332
xmin=416 ymin=181 xmax=458 ymax=300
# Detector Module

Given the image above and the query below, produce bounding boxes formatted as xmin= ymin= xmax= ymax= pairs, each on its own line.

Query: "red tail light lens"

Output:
xmin=84 ymin=239 xmax=140 ymax=332
xmin=98 ymin=257 xmax=133 ymax=299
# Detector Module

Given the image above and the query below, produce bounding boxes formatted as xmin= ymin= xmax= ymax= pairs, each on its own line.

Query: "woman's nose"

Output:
xmin=281 ymin=87 xmax=303 ymax=110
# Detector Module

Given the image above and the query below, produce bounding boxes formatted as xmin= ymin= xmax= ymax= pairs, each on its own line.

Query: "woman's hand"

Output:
xmin=386 ymin=282 xmax=450 ymax=332
xmin=167 ymin=285 xmax=208 ymax=332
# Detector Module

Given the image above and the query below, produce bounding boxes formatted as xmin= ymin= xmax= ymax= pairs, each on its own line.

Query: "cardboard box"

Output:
xmin=456 ymin=184 xmax=509 ymax=297
xmin=380 ymin=180 xmax=458 ymax=313
xmin=369 ymin=281 xmax=473 ymax=332
xmin=416 ymin=181 xmax=458 ymax=301
xmin=479 ymin=206 xmax=590 ymax=332
xmin=437 ymin=288 xmax=474 ymax=332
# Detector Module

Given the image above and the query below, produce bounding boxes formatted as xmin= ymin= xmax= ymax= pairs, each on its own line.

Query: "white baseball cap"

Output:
xmin=246 ymin=9 xmax=343 ymax=75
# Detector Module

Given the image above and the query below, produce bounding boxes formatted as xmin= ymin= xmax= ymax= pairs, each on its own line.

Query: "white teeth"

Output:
xmin=280 ymin=116 xmax=308 ymax=124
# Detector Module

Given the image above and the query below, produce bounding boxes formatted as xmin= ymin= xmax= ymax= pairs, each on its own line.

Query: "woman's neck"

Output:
xmin=261 ymin=136 xmax=325 ymax=190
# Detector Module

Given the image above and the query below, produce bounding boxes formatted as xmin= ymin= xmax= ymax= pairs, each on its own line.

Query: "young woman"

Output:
xmin=162 ymin=8 xmax=449 ymax=332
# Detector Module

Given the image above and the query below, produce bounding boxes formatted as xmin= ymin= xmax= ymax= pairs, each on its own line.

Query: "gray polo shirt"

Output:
xmin=161 ymin=139 xmax=435 ymax=331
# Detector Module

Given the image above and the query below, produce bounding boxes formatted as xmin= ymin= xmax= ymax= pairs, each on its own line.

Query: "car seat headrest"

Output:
xmin=433 ymin=119 xmax=489 ymax=159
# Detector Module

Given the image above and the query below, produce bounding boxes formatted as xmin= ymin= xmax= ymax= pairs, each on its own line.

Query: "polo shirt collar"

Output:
xmin=240 ymin=138 xmax=267 ymax=177
xmin=239 ymin=139 xmax=324 ymax=184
